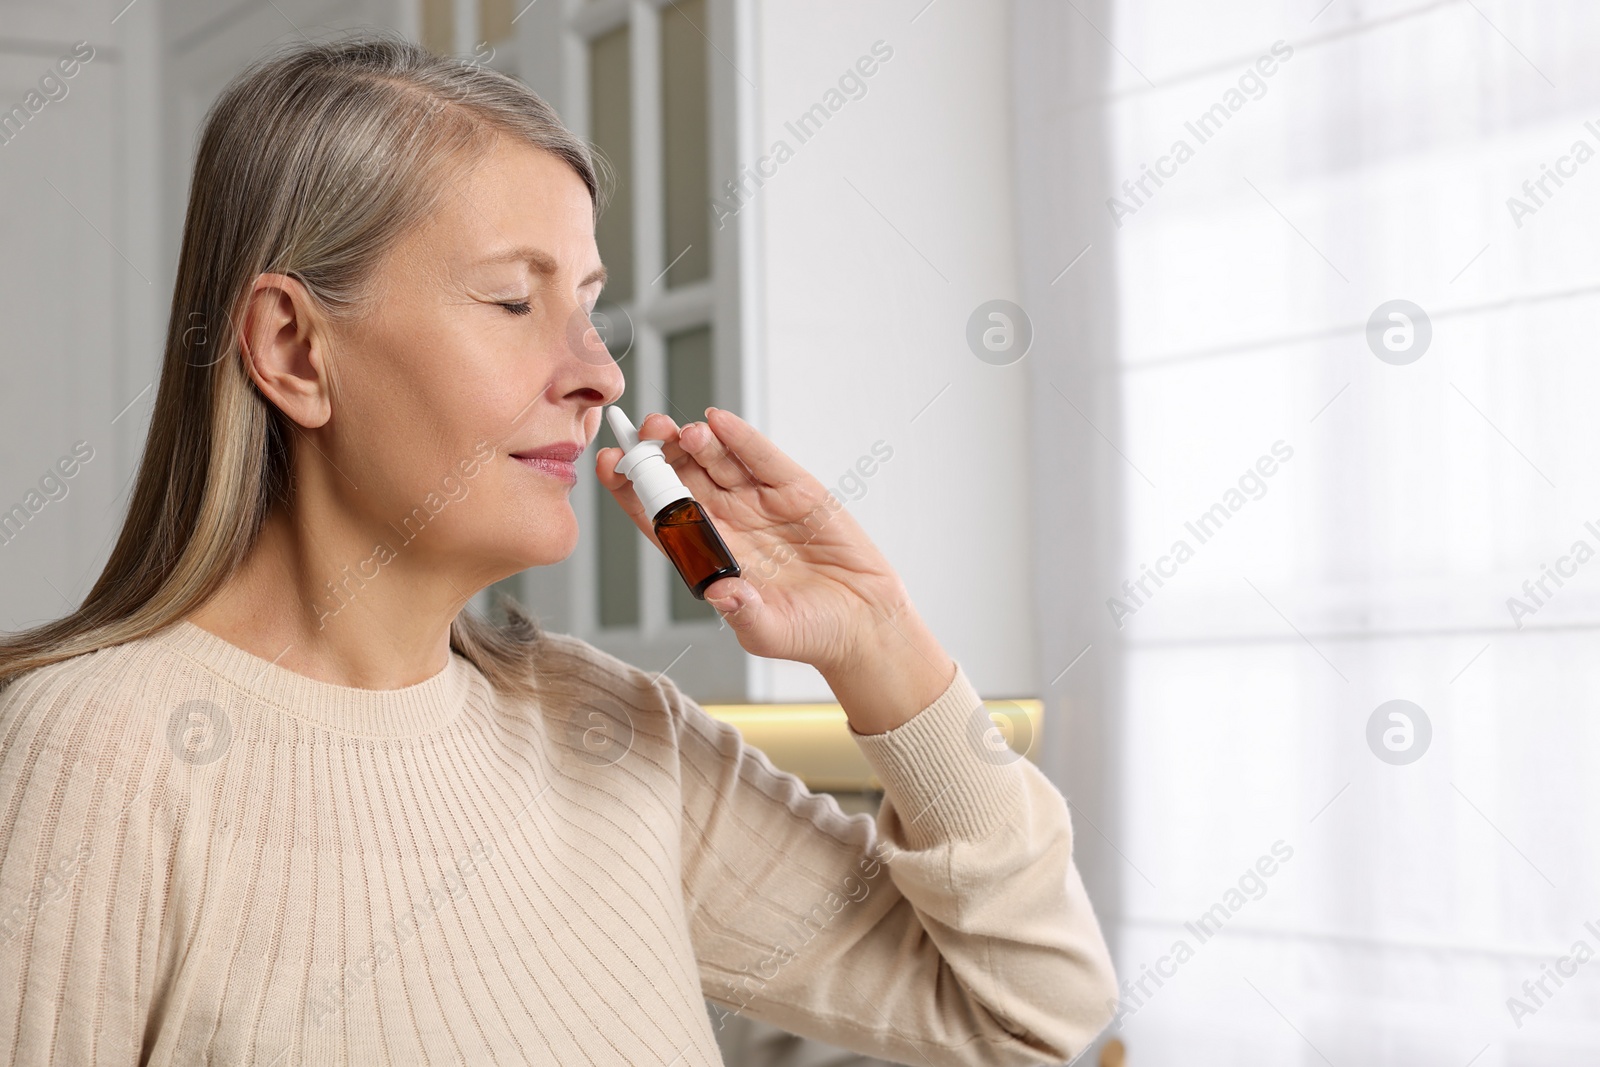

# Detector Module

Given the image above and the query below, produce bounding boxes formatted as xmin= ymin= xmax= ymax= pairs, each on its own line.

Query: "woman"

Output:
xmin=0 ymin=31 xmax=1116 ymax=1066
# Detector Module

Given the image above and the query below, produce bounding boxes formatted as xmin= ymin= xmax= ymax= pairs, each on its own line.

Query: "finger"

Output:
xmin=594 ymin=445 xmax=640 ymax=502
xmin=594 ymin=446 xmax=659 ymax=542
xmin=636 ymin=413 xmax=692 ymax=467
xmin=703 ymin=407 xmax=809 ymax=488
xmin=609 ymin=414 xmax=723 ymax=508
xmin=677 ymin=419 xmax=757 ymax=490
xmin=636 ymin=413 xmax=722 ymax=495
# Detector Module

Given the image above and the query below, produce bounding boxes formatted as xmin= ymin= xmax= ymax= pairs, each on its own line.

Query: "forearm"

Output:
xmin=818 ymin=597 xmax=957 ymax=736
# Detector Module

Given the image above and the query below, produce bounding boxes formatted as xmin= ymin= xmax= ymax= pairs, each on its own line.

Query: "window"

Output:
xmin=1013 ymin=2 xmax=1600 ymax=1056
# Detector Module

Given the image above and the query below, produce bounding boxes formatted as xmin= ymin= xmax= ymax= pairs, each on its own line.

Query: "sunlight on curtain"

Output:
xmin=1030 ymin=0 xmax=1600 ymax=1061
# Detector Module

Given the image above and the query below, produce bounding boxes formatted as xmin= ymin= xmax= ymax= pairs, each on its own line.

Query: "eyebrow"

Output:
xmin=474 ymin=246 xmax=607 ymax=288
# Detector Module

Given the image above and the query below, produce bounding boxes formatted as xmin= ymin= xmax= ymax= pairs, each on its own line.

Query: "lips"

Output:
xmin=510 ymin=441 xmax=586 ymax=463
xmin=510 ymin=440 xmax=586 ymax=485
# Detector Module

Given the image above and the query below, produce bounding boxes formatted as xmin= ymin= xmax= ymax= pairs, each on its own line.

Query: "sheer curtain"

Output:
xmin=1016 ymin=0 xmax=1600 ymax=1062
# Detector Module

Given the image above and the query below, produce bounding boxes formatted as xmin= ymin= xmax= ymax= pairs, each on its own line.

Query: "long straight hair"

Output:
xmin=0 ymin=30 xmax=613 ymax=701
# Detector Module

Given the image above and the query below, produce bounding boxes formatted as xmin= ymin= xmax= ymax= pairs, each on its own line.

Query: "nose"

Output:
xmin=557 ymin=301 xmax=627 ymax=412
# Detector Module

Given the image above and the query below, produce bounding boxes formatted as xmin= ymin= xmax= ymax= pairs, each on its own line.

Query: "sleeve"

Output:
xmin=0 ymin=670 xmax=187 ymax=1066
xmin=672 ymin=659 xmax=1119 ymax=1067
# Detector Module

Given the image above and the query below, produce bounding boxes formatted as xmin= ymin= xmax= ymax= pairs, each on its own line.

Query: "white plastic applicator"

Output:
xmin=606 ymin=407 xmax=693 ymax=521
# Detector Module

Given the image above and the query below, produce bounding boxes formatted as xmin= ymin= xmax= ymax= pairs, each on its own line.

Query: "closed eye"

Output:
xmin=499 ymin=300 xmax=533 ymax=316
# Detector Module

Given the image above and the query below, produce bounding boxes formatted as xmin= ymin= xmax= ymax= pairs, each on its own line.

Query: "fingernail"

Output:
xmin=709 ymin=592 xmax=742 ymax=613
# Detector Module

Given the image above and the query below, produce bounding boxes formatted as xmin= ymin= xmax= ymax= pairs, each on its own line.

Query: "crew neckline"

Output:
xmin=153 ymin=619 xmax=473 ymax=738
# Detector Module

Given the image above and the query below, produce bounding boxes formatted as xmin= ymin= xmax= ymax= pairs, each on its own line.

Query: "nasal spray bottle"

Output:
xmin=605 ymin=407 xmax=742 ymax=600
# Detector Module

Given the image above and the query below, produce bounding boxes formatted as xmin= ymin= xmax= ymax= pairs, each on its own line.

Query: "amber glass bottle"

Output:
xmin=653 ymin=496 xmax=741 ymax=599
xmin=606 ymin=407 xmax=742 ymax=600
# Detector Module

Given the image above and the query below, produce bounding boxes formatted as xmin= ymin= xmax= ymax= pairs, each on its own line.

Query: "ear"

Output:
xmin=237 ymin=272 xmax=332 ymax=429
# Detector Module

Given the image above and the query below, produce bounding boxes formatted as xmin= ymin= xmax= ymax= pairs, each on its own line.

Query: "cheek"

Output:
xmin=328 ymin=355 xmax=487 ymax=509
xmin=332 ymin=306 xmax=560 ymax=507
xmin=376 ymin=344 xmax=515 ymax=449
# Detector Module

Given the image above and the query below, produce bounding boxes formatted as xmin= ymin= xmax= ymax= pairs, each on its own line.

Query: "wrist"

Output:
xmin=819 ymin=596 xmax=956 ymax=736
xmin=814 ymin=577 xmax=914 ymax=680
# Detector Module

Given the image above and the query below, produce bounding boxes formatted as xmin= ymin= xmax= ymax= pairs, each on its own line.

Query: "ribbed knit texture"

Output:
xmin=0 ymin=620 xmax=1116 ymax=1066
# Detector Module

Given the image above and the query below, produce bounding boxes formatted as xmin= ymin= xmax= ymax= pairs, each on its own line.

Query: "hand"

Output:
xmin=595 ymin=407 xmax=911 ymax=675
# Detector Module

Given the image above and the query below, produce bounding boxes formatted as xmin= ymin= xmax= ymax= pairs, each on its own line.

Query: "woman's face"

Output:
xmin=311 ymin=138 xmax=625 ymax=587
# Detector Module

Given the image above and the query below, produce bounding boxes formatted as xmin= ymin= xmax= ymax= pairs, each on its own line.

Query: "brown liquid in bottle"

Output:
xmin=654 ymin=497 xmax=741 ymax=599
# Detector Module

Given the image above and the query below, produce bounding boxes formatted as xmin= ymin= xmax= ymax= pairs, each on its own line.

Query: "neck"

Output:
xmin=187 ymin=504 xmax=480 ymax=690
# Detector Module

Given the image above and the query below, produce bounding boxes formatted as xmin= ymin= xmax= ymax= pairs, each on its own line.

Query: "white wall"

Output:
xmin=0 ymin=0 xmax=162 ymax=632
xmin=745 ymin=0 xmax=1034 ymax=704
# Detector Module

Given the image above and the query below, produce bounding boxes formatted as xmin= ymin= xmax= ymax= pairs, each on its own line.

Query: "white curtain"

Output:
xmin=1017 ymin=0 xmax=1600 ymax=1062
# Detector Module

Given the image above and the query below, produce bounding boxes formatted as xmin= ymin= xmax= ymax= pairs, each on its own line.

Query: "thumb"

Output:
xmin=705 ymin=577 xmax=760 ymax=628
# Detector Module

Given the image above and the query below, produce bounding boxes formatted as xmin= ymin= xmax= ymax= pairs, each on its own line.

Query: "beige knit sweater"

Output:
xmin=0 ymin=619 xmax=1116 ymax=1066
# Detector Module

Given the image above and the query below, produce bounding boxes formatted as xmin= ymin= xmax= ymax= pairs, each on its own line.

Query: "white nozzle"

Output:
xmin=604 ymin=406 xmax=693 ymax=520
xmin=606 ymin=406 xmax=640 ymax=453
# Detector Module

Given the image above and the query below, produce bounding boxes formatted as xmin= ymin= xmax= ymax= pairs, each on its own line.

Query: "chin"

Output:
xmin=505 ymin=519 xmax=581 ymax=571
